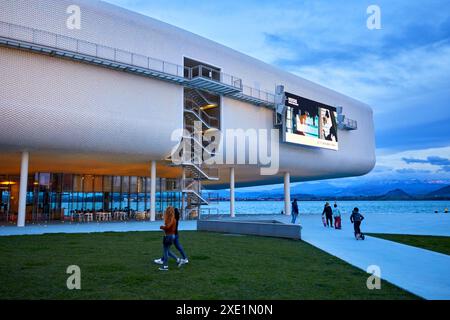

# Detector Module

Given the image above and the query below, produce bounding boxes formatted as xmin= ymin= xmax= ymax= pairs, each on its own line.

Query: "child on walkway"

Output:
xmin=333 ymin=203 xmax=341 ymax=229
xmin=322 ymin=202 xmax=333 ymax=227
xmin=350 ymin=207 xmax=365 ymax=240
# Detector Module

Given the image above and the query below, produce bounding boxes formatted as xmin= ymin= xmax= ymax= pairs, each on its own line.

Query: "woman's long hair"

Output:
xmin=164 ymin=206 xmax=175 ymax=225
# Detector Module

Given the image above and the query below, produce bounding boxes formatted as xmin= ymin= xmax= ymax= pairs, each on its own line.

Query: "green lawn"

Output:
xmin=368 ymin=233 xmax=450 ymax=256
xmin=0 ymin=231 xmax=418 ymax=299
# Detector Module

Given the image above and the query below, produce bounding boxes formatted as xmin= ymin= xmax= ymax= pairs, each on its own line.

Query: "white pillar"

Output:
xmin=17 ymin=151 xmax=29 ymax=227
xmin=284 ymin=172 xmax=291 ymax=216
xmin=150 ymin=160 xmax=156 ymax=221
xmin=230 ymin=167 xmax=235 ymax=218
xmin=181 ymin=167 xmax=186 ymax=219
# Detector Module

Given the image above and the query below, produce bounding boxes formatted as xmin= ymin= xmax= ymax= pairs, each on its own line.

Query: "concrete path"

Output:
xmin=297 ymin=215 xmax=450 ymax=300
xmin=229 ymin=213 xmax=450 ymax=299
xmin=0 ymin=220 xmax=197 ymax=236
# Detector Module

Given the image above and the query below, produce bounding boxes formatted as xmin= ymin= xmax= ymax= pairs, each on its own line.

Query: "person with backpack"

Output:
xmin=333 ymin=203 xmax=341 ymax=229
xmin=322 ymin=202 xmax=333 ymax=227
xmin=154 ymin=207 xmax=189 ymax=267
xmin=291 ymin=199 xmax=299 ymax=224
xmin=350 ymin=207 xmax=365 ymax=240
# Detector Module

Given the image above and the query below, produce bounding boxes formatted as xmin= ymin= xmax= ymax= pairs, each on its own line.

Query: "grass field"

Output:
xmin=368 ymin=233 xmax=450 ymax=256
xmin=0 ymin=231 xmax=418 ymax=299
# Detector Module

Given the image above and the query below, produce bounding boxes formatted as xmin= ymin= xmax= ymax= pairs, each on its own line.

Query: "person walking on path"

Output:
xmin=291 ymin=199 xmax=299 ymax=224
xmin=333 ymin=203 xmax=341 ymax=229
xmin=322 ymin=202 xmax=333 ymax=227
xmin=156 ymin=206 xmax=177 ymax=271
xmin=350 ymin=207 xmax=365 ymax=240
xmin=154 ymin=207 xmax=189 ymax=267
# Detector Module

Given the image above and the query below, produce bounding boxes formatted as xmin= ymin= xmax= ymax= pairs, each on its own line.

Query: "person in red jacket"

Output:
xmin=158 ymin=206 xmax=177 ymax=271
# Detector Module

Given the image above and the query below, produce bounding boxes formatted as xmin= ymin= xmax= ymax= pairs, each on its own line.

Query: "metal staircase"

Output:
xmin=169 ymin=89 xmax=221 ymax=219
xmin=184 ymin=89 xmax=220 ymax=130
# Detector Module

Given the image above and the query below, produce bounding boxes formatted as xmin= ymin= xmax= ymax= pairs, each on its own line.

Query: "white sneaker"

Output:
xmin=153 ymin=258 xmax=163 ymax=265
xmin=176 ymin=258 xmax=181 ymax=264
xmin=158 ymin=266 xmax=169 ymax=271
xmin=178 ymin=258 xmax=189 ymax=267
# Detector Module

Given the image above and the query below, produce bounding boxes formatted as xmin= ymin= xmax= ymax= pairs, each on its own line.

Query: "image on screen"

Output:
xmin=284 ymin=92 xmax=338 ymax=150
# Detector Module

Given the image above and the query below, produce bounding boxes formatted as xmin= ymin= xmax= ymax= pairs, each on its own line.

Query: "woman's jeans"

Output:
xmin=291 ymin=213 xmax=298 ymax=224
xmin=162 ymin=235 xmax=175 ymax=267
xmin=162 ymin=234 xmax=187 ymax=264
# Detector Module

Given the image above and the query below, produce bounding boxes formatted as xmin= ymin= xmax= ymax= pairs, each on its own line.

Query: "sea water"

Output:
xmin=204 ymin=200 xmax=450 ymax=216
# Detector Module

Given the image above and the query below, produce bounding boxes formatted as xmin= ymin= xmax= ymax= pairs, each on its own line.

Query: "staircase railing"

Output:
xmin=184 ymin=99 xmax=219 ymax=129
xmin=185 ymin=89 xmax=219 ymax=107
xmin=181 ymin=134 xmax=216 ymax=157
xmin=191 ymin=65 xmax=242 ymax=90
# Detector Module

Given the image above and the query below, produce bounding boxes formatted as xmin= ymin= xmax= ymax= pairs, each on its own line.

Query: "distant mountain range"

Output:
xmin=208 ymin=183 xmax=450 ymax=201
xmin=427 ymin=185 xmax=450 ymax=197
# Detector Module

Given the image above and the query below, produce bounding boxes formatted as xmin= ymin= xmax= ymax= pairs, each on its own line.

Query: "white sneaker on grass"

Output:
xmin=153 ymin=258 xmax=163 ymax=265
xmin=158 ymin=266 xmax=169 ymax=271
xmin=178 ymin=258 xmax=189 ymax=267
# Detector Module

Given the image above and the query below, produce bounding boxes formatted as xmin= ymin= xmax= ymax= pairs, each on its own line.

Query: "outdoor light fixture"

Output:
xmin=200 ymin=104 xmax=218 ymax=110
xmin=0 ymin=181 xmax=16 ymax=185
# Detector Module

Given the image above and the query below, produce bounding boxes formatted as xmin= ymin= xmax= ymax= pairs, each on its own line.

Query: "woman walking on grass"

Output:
xmin=157 ymin=206 xmax=177 ymax=271
xmin=154 ymin=207 xmax=189 ymax=267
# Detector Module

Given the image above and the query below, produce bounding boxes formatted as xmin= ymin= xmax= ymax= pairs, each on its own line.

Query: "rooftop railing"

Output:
xmin=0 ymin=20 xmax=276 ymax=107
xmin=241 ymin=85 xmax=276 ymax=104
xmin=0 ymin=21 xmax=187 ymax=78
xmin=190 ymin=65 xmax=243 ymax=90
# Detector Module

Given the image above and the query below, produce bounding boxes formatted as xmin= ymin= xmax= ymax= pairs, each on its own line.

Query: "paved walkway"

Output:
xmin=228 ymin=213 xmax=450 ymax=299
xmin=297 ymin=214 xmax=450 ymax=300
xmin=0 ymin=220 xmax=197 ymax=236
xmin=1 ymin=213 xmax=450 ymax=299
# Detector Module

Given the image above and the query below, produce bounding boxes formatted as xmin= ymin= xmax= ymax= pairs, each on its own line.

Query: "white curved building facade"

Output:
xmin=0 ymin=0 xmax=375 ymax=225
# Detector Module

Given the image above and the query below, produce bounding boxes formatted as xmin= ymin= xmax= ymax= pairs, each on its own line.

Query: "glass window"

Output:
xmin=103 ymin=176 xmax=112 ymax=211
xmin=121 ymin=176 xmax=130 ymax=212
xmin=112 ymin=176 xmax=121 ymax=211
xmin=129 ymin=177 xmax=138 ymax=211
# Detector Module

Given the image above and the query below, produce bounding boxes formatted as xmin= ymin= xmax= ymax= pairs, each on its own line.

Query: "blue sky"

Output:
xmin=104 ymin=0 xmax=450 ymax=188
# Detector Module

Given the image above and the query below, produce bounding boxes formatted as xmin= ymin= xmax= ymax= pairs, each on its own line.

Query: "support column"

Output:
xmin=181 ymin=167 xmax=186 ymax=219
xmin=284 ymin=172 xmax=291 ymax=216
xmin=17 ymin=151 xmax=29 ymax=227
xmin=150 ymin=160 xmax=156 ymax=221
xmin=230 ymin=167 xmax=235 ymax=218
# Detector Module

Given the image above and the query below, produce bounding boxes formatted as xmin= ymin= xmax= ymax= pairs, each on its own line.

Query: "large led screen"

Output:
xmin=284 ymin=92 xmax=338 ymax=150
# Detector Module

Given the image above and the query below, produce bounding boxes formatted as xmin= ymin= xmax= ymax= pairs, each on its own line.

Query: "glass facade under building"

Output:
xmin=0 ymin=173 xmax=182 ymax=224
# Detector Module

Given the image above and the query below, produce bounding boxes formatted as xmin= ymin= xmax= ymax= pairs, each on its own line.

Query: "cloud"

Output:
xmin=396 ymin=168 xmax=431 ymax=174
xmin=371 ymin=165 xmax=393 ymax=173
xmin=258 ymin=2 xmax=450 ymax=153
xmin=402 ymin=156 xmax=450 ymax=166
xmin=104 ymin=0 xmax=450 ymax=182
